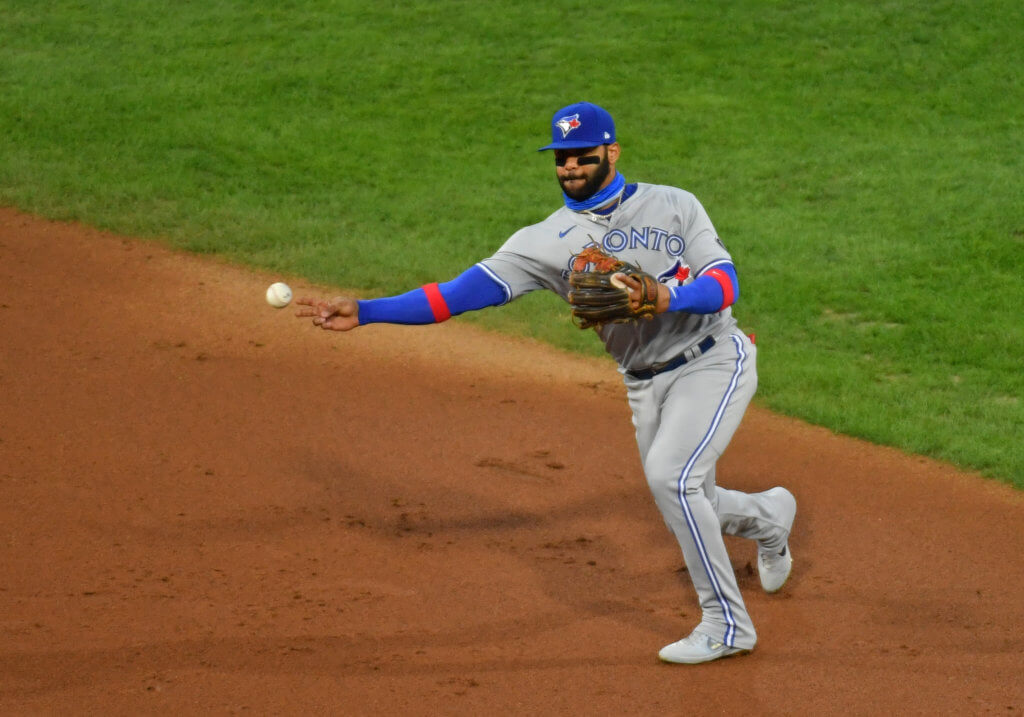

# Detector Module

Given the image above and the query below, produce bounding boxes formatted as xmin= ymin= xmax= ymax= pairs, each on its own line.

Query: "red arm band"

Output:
xmin=704 ymin=268 xmax=736 ymax=311
xmin=422 ymin=282 xmax=452 ymax=322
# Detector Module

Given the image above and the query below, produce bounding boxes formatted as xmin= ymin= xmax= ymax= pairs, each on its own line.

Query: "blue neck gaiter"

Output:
xmin=563 ymin=172 xmax=626 ymax=212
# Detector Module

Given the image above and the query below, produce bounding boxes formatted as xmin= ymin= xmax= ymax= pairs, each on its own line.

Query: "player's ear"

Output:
xmin=606 ymin=142 xmax=621 ymax=165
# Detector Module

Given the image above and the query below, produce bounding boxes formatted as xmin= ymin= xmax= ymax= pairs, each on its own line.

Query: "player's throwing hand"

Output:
xmin=295 ymin=296 xmax=359 ymax=331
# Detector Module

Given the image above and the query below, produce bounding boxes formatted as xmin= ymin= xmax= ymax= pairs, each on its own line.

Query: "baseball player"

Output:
xmin=296 ymin=101 xmax=797 ymax=664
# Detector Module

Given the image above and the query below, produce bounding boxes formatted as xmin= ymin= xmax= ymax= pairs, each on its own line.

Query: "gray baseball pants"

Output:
xmin=625 ymin=331 xmax=786 ymax=649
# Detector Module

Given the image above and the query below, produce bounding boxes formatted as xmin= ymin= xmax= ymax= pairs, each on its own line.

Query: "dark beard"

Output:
xmin=559 ymin=152 xmax=611 ymax=201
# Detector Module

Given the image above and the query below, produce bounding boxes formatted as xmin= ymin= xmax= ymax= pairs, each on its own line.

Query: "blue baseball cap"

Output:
xmin=538 ymin=101 xmax=616 ymax=151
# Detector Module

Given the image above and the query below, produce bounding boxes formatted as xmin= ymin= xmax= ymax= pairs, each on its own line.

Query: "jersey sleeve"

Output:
xmin=678 ymin=193 xmax=734 ymax=275
xmin=477 ymin=227 xmax=563 ymax=301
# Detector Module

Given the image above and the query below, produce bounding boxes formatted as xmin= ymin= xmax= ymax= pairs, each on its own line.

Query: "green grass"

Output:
xmin=1 ymin=1 xmax=1021 ymax=486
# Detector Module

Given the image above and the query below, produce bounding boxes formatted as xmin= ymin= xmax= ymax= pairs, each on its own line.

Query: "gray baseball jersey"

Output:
xmin=479 ymin=182 xmax=738 ymax=371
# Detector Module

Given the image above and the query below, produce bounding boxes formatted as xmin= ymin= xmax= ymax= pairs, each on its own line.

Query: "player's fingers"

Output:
xmin=295 ymin=297 xmax=335 ymax=318
xmin=321 ymin=316 xmax=356 ymax=332
xmin=296 ymin=297 xmax=356 ymax=328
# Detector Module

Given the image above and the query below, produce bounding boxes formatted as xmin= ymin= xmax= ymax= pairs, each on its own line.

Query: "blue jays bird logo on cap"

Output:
xmin=555 ymin=114 xmax=582 ymax=138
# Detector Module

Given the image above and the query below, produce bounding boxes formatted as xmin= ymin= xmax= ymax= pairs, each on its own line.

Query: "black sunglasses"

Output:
xmin=554 ymin=154 xmax=602 ymax=167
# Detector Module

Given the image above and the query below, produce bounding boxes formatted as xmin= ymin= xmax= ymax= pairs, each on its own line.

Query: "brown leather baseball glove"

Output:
xmin=567 ymin=246 xmax=660 ymax=329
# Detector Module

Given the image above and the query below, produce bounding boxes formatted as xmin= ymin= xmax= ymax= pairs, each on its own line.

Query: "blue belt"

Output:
xmin=626 ymin=336 xmax=717 ymax=380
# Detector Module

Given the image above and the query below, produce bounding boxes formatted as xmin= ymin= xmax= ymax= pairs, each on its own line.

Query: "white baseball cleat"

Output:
xmin=658 ymin=631 xmax=753 ymax=665
xmin=757 ymin=486 xmax=796 ymax=593
xmin=757 ymin=545 xmax=793 ymax=593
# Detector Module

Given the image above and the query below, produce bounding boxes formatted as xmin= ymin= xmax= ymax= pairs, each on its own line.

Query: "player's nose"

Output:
xmin=558 ymin=157 xmax=582 ymax=173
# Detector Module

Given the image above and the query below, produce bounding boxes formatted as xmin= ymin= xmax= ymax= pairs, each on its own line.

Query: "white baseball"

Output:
xmin=265 ymin=282 xmax=293 ymax=308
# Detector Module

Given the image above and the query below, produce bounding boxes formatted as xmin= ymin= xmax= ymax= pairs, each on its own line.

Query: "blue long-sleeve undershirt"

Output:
xmin=357 ymin=264 xmax=506 ymax=325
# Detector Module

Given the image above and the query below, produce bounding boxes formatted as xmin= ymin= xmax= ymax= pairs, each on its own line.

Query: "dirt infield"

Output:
xmin=1 ymin=207 xmax=1021 ymax=714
